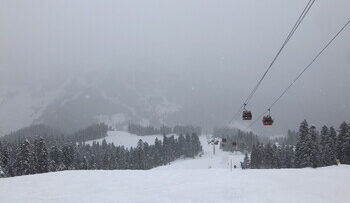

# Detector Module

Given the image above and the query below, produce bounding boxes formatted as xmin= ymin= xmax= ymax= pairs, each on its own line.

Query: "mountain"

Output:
xmin=0 ymin=69 xmax=185 ymax=134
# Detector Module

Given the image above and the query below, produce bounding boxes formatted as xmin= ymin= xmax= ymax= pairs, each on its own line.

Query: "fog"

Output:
xmin=1 ymin=0 xmax=349 ymax=136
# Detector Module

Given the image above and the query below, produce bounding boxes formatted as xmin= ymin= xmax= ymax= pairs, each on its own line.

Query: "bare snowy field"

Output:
xmin=1 ymin=134 xmax=349 ymax=203
xmin=1 ymin=166 xmax=349 ymax=203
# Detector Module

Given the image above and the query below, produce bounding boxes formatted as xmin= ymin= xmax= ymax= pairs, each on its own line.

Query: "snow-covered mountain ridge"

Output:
xmin=0 ymin=72 xmax=182 ymax=134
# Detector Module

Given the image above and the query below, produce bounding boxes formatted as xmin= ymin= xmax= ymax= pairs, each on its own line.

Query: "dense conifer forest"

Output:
xmin=248 ymin=120 xmax=350 ymax=169
xmin=0 ymin=124 xmax=202 ymax=178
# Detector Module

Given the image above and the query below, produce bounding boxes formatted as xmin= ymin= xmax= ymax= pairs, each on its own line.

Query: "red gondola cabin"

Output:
xmin=242 ymin=111 xmax=252 ymax=120
xmin=263 ymin=116 xmax=274 ymax=126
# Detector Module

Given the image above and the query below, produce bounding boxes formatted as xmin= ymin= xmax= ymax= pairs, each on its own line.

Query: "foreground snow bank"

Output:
xmin=1 ymin=165 xmax=349 ymax=203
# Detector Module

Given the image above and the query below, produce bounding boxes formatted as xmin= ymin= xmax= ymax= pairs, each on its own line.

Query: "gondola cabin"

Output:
xmin=263 ymin=116 xmax=274 ymax=126
xmin=242 ymin=111 xmax=252 ymax=120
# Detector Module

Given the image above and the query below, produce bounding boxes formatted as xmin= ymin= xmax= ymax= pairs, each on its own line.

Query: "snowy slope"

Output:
xmin=155 ymin=135 xmax=245 ymax=170
xmin=1 ymin=134 xmax=350 ymax=203
xmin=85 ymin=131 xmax=177 ymax=148
xmin=1 ymin=166 xmax=349 ymax=203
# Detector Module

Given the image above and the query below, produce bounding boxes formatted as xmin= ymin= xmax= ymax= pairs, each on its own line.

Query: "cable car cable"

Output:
xmin=247 ymin=19 xmax=350 ymax=129
xmin=243 ymin=0 xmax=315 ymax=105
xmin=228 ymin=0 xmax=315 ymax=125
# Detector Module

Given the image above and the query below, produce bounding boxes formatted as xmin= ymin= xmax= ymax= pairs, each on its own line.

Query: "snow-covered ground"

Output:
xmin=1 ymin=133 xmax=350 ymax=203
xmin=85 ymin=131 xmax=177 ymax=148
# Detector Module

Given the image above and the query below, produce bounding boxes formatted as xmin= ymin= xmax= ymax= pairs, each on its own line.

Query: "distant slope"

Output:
xmin=85 ymin=131 xmax=176 ymax=148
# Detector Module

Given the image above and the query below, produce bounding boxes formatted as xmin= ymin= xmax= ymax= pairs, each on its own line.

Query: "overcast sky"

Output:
xmin=1 ymin=0 xmax=349 ymax=135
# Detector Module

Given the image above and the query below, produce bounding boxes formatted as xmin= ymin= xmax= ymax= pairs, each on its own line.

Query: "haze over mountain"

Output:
xmin=1 ymin=0 xmax=349 ymax=135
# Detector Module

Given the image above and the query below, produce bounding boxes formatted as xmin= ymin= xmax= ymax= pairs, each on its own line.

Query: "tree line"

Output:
xmin=0 ymin=123 xmax=109 ymax=147
xmin=128 ymin=123 xmax=201 ymax=136
xmin=249 ymin=120 xmax=350 ymax=169
xmin=0 ymin=133 xmax=202 ymax=178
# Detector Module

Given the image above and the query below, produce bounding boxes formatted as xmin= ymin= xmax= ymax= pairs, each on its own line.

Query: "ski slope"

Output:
xmin=1 ymin=133 xmax=350 ymax=203
xmin=155 ymin=135 xmax=245 ymax=170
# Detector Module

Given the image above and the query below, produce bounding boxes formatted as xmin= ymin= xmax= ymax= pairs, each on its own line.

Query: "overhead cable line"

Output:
xmin=247 ymin=19 xmax=350 ymax=129
xmin=228 ymin=0 xmax=315 ymax=125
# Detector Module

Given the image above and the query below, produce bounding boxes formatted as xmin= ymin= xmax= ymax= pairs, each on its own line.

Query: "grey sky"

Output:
xmin=1 ymin=0 xmax=349 ymax=135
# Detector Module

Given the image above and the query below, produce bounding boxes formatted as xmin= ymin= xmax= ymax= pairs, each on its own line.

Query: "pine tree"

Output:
xmin=243 ymin=152 xmax=250 ymax=169
xmin=177 ymin=134 xmax=186 ymax=158
xmin=329 ymin=126 xmax=337 ymax=160
xmin=250 ymin=145 xmax=258 ymax=169
xmin=34 ymin=137 xmax=49 ymax=173
xmin=309 ymin=126 xmax=320 ymax=168
xmin=264 ymin=143 xmax=273 ymax=169
xmin=337 ymin=122 xmax=348 ymax=163
xmin=191 ymin=133 xmax=202 ymax=155
xmin=320 ymin=126 xmax=337 ymax=166
xmin=320 ymin=126 xmax=328 ymax=166
xmin=342 ymin=122 xmax=350 ymax=164
xmin=0 ymin=141 xmax=9 ymax=175
xmin=285 ymin=145 xmax=295 ymax=168
xmin=272 ymin=144 xmax=281 ymax=168
xmin=102 ymin=153 xmax=110 ymax=170
xmin=295 ymin=120 xmax=310 ymax=168
xmin=62 ymin=144 xmax=75 ymax=170
xmin=15 ymin=139 xmax=34 ymax=175
xmin=136 ymin=139 xmax=144 ymax=169
xmin=184 ymin=134 xmax=193 ymax=158
xmin=49 ymin=145 xmax=63 ymax=171
xmin=256 ymin=143 xmax=264 ymax=168
xmin=154 ymin=138 xmax=163 ymax=165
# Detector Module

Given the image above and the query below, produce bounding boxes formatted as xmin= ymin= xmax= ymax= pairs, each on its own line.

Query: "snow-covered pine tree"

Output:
xmin=337 ymin=122 xmax=348 ymax=163
xmin=153 ymin=138 xmax=163 ymax=166
xmin=272 ymin=144 xmax=281 ymax=168
xmin=62 ymin=144 xmax=75 ymax=170
xmin=177 ymin=134 xmax=186 ymax=158
xmin=309 ymin=125 xmax=320 ymax=168
xmin=250 ymin=145 xmax=258 ymax=169
xmin=320 ymin=125 xmax=328 ymax=166
xmin=142 ymin=142 xmax=151 ymax=169
xmin=34 ymin=137 xmax=49 ymax=173
xmin=243 ymin=152 xmax=250 ymax=169
xmin=191 ymin=133 xmax=202 ymax=155
xmin=102 ymin=153 xmax=110 ymax=170
xmin=329 ymin=126 xmax=337 ymax=161
xmin=0 ymin=141 xmax=9 ymax=175
xmin=263 ymin=143 xmax=273 ymax=169
xmin=15 ymin=139 xmax=34 ymax=175
xmin=295 ymin=120 xmax=310 ymax=168
xmin=257 ymin=143 xmax=264 ymax=168
xmin=321 ymin=126 xmax=337 ymax=166
xmin=184 ymin=134 xmax=193 ymax=158
xmin=286 ymin=145 xmax=295 ymax=168
xmin=49 ymin=145 xmax=63 ymax=171
xmin=342 ymin=122 xmax=350 ymax=164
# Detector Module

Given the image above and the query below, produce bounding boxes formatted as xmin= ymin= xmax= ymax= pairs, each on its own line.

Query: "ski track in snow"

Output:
xmin=1 ymin=132 xmax=350 ymax=203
